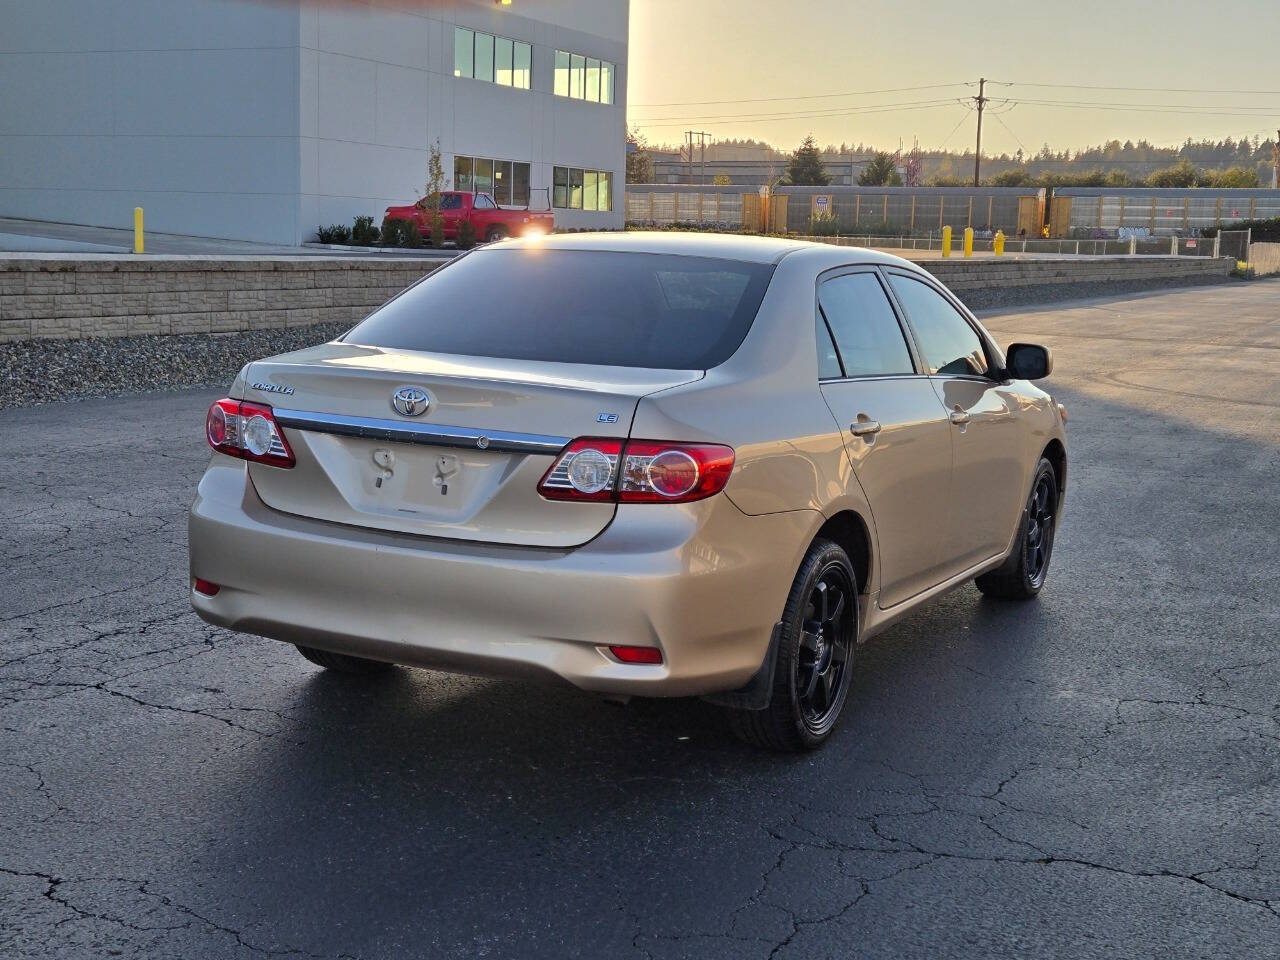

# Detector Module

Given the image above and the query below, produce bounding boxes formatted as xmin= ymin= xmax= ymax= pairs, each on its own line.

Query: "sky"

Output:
xmin=626 ymin=0 xmax=1280 ymax=154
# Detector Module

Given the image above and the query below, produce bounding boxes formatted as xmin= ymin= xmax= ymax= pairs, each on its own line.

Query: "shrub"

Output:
xmin=1201 ymin=216 xmax=1280 ymax=242
xmin=351 ymin=215 xmax=379 ymax=245
xmin=399 ymin=221 xmax=423 ymax=248
xmin=809 ymin=212 xmax=840 ymax=236
xmin=456 ymin=218 xmax=478 ymax=250
xmin=380 ymin=217 xmax=405 ymax=246
xmin=428 ymin=213 xmax=445 ymax=249
xmin=316 ymin=224 xmax=352 ymax=244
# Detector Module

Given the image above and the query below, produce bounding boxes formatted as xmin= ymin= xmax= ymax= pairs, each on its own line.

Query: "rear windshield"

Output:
xmin=343 ymin=250 xmax=775 ymax=370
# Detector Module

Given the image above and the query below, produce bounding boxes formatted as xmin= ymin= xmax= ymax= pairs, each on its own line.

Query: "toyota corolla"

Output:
xmin=189 ymin=233 xmax=1066 ymax=751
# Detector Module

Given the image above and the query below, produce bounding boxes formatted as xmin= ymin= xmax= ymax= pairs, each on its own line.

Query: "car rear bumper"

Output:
xmin=188 ymin=459 xmax=817 ymax=697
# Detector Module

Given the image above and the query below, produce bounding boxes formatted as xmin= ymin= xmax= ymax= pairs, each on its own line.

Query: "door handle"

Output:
xmin=850 ymin=417 xmax=882 ymax=437
xmin=949 ymin=407 xmax=971 ymax=426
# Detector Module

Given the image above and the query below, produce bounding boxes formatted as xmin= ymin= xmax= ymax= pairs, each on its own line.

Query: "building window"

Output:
xmin=555 ymin=50 xmax=614 ymax=104
xmin=553 ymin=167 xmax=613 ymax=211
xmin=455 ymin=155 xmax=531 ymax=206
xmin=455 ymin=26 xmax=530 ymax=90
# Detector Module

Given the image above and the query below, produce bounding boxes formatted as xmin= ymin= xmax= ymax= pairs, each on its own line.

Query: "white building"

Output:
xmin=0 ymin=0 xmax=628 ymax=245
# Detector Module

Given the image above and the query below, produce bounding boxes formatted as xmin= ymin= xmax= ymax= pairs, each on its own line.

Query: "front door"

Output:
xmin=816 ymin=269 xmax=954 ymax=608
xmin=884 ymin=270 xmax=1027 ymax=572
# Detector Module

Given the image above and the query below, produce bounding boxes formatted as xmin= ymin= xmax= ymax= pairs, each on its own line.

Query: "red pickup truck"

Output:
xmin=384 ymin=191 xmax=553 ymax=244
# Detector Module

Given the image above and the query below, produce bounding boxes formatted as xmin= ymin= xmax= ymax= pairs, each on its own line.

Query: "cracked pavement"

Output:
xmin=2 ymin=282 xmax=1278 ymax=958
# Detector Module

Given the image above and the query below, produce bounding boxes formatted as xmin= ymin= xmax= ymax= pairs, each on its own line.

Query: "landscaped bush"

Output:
xmin=351 ymin=215 xmax=379 ymax=246
xmin=316 ymin=224 xmax=352 ymax=244
xmin=399 ymin=221 xmax=423 ymax=248
xmin=380 ymin=217 xmax=407 ymax=246
xmin=428 ymin=213 xmax=445 ymax=249
xmin=1201 ymin=216 xmax=1280 ymax=243
xmin=455 ymin=219 xmax=478 ymax=250
xmin=809 ymin=212 xmax=840 ymax=236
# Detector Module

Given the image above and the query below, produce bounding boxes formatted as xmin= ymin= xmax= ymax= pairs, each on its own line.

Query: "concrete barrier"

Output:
xmin=0 ymin=252 xmax=1234 ymax=343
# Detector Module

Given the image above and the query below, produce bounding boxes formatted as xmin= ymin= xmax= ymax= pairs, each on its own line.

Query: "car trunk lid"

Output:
xmin=243 ymin=342 xmax=701 ymax=547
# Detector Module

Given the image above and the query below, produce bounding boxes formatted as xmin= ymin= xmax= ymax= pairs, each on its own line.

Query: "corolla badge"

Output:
xmin=391 ymin=386 xmax=431 ymax=417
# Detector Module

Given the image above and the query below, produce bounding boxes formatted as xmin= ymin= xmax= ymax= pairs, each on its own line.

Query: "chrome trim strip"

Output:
xmin=271 ymin=409 xmax=569 ymax=455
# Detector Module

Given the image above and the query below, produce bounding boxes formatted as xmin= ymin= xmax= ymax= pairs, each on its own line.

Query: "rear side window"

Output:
xmin=344 ymin=250 xmax=775 ymax=370
xmin=818 ymin=272 xmax=915 ymax=377
xmin=887 ymin=274 xmax=989 ymax=377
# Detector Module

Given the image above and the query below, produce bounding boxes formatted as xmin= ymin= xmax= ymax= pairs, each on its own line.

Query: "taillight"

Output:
xmin=538 ymin=438 xmax=733 ymax=504
xmin=205 ymin=398 xmax=295 ymax=468
xmin=608 ymin=645 xmax=664 ymax=664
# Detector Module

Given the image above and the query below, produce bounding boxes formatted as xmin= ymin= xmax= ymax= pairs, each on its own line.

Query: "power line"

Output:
xmin=628 ymin=81 xmax=974 ymax=109
xmin=631 ymin=100 xmax=965 ymax=130
xmin=990 ymin=109 xmax=1027 ymax=154
xmin=990 ymin=80 xmax=1280 ymax=96
xmin=629 ymin=97 xmax=964 ymax=124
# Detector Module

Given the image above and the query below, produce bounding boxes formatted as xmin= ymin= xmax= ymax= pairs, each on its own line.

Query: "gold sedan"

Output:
xmin=189 ymin=233 xmax=1066 ymax=751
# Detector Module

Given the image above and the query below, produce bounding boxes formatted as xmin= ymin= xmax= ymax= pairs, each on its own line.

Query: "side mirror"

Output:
xmin=1005 ymin=342 xmax=1053 ymax=380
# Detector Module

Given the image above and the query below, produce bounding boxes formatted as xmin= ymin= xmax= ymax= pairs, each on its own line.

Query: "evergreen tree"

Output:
xmin=858 ymin=151 xmax=903 ymax=186
xmin=784 ymin=135 xmax=830 ymax=186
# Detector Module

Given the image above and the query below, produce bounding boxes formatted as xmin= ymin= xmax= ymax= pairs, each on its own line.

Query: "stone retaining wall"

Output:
xmin=0 ymin=255 xmax=438 ymax=342
xmin=921 ymin=254 xmax=1233 ymax=291
xmin=0 ymin=252 xmax=1233 ymax=343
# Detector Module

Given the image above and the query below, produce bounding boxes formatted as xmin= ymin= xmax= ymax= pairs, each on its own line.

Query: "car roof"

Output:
xmin=494 ymin=230 xmax=919 ymax=268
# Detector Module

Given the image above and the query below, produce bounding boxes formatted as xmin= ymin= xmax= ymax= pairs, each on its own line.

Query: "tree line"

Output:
xmin=627 ymin=128 xmax=1278 ymax=188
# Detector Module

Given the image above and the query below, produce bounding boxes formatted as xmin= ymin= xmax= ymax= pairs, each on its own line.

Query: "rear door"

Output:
xmin=815 ymin=268 xmax=954 ymax=608
xmin=884 ymin=270 xmax=1026 ymax=571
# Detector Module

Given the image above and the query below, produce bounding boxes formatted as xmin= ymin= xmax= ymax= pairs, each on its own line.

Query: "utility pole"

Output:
xmin=1273 ymin=128 xmax=1279 ymax=189
xmin=972 ymin=77 xmax=987 ymax=187
xmin=683 ymin=130 xmax=711 ymax=186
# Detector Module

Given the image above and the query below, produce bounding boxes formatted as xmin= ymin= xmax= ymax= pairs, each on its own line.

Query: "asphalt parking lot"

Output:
xmin=2 ymin=282 xmax=1278 ymax=958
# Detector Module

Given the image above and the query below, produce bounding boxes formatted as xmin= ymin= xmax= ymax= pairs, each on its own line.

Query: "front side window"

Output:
xmin=887 ymin=274 xmax=989 ymax=377
xmin=344 ymin=252 xmax=776 ymax=371
xmin=818 ymin=272 xmax=915 ymax=377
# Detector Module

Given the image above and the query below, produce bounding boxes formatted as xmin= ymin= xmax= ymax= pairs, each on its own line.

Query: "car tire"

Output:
xmin=295 ymin=645 xmax=395 ymax=674
xmin=485 ymin=226 xmax=507 ymax=243
xmin=975 ymin=457 xmax=1059 ymax=601
xmin=725 ymin=539 xmax=859 ymax=752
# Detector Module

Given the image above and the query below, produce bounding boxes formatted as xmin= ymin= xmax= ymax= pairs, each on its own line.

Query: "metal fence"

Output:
xmin=1054 ymin=188 xmax=1280 ymax=237
xmin=624 ymin=185 xmax=745 ymax=229
xmin=776 ymin=186 xmax=1041 ymax=235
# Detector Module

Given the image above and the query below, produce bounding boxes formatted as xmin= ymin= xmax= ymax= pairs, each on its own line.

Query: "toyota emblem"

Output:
xmin=391 ymin=386 xmax=430 ymax=417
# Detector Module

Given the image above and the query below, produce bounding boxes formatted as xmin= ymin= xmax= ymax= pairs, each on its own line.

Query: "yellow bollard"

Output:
xmin=941 ymin=225 xmax=952 ymax=257
xmin=993 ymin=230 xmax=1005 ymax=256
xmin=133 ymin=207 xmax=144 ymax=254
xmin=963 ymin=227 xmax=974 ymax=257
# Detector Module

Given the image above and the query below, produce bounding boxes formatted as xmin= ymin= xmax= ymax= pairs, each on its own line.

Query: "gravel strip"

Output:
xmin=1 ymin=322 xmax=349 ymax=410
xmin=0 ymin=274 xmax=1237 ymax=410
